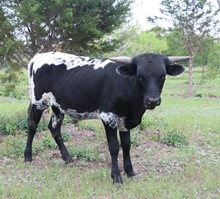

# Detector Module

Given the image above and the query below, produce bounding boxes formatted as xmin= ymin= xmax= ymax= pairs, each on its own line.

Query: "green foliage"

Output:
xmin=0 ymin=7 xmax=24 ymax=94
xmin=139 ymin=115 xmax=151 ymax=130
xmin=0 ymin=69 xmax=29 ymax=99
xmin=160 ymin=130 xmax=187 ymax=147
xmin=1 ymin=0 xmax=132 ymax=55
xmin=140 ymin=115 xmax=168 ymax=131
xmin=42 ymin=134 xmax=57 ymax=149
xmin=154 ymin=0 xmax=220 ymax=96
xmin=0 ymin=134 xmax=26 ymax=157
xmin=163 ymin=29 xmax=187 ymax=56
xmin=0 ymin=0 xmax=132 ymax=94
xmin=0 ymin=111 xmax=48 ymax=134
xmin=69 ymin=146 xmax=96 ymax=162
xmin=61 ymin=131 xmax=71 ymax=142
xmin=108 ymin=26 xmax=168 ymax=57
xmin=207 ymin=41 xmax=220 ymax=78
xmin=130 ymin=127 xmax=141 ymax=147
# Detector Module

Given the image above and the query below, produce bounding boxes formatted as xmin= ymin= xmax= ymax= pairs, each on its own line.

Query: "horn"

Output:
xmin=109 ymin=56 xmax=132 ymax=64
xmin=168 ymin=56 xmax=190 ymax=63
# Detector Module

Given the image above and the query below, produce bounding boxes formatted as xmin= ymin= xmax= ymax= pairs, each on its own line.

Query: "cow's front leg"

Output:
xmin=103 ymin=122 xmax=122 ymax=184
xmin=119 ymin=131 xmax=135 ymax=178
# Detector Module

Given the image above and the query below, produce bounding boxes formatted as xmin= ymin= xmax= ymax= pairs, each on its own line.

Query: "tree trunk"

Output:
xmin=202 ymin=54 xmax=205 ymax=80
xmin=188 ymin=55 xmax=194 ymax=97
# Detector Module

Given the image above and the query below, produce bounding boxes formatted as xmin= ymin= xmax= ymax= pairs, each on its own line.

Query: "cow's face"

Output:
xmin=116 ymin=53 xmax=185 ymax=109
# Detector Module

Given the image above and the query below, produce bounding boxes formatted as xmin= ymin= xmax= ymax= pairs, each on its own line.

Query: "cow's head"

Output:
xmin=110 ymin=53 xmax=189 ymax=110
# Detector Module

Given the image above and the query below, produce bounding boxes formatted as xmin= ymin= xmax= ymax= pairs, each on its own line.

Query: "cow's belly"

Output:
xmin=65 ymin=109 xmax=128 ymax=132
xmin=33 ymin=92 xmax=128 ymax=132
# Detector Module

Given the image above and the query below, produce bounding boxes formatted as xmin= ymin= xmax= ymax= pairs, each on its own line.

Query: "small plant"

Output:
xmin=140 ymin=116 xmax=168 ymax=131
xmin=139 ymin=116 xmax=150 ymax=130
xmin=131 ymin=127 xmax=141 ymax=147
xmin=0 ymin=112 xmax=48 ymax=134
xmin=69 ymin=146 xmax=95 ymax=161
xmin=61 ymin=131 xmax=71 ymax=142
xmin=42 ymin=134 xmax=57 ymax=149
xmin=0 ymin=134 xmax=26 ymax=157
xmin=160 ymin=129 xmax=187 ymax=147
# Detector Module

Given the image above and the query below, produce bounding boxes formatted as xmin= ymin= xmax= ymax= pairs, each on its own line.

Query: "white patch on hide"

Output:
xmin=93 ymin=59 xmax=113 ymax=69
xmin=28 ymin=52 xmax=113 ymax=73
xmin=99 ymin=112 xmax=127 ymax=132
xmin=29 ymin=72 xmax=35 ymax=104
xmin=32 ymin=92 xmax=64 ymax=112
xmin=51 ymin=114 xmax=58 ymax=128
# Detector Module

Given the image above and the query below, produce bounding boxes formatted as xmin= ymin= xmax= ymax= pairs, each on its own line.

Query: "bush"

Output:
xmin=160 ymin=129 xmax=187 ymax=147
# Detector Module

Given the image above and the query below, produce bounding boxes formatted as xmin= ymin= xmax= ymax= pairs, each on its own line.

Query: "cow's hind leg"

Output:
xmin=103 ymin=122 xmax=122 ymax=184
xmin=48 ymin=106 xmax=72 ymax=163
xmin=119 ymin=131 xmax=135 ymax=178
xmin=24 ymin=103 xmax=44 ymax=162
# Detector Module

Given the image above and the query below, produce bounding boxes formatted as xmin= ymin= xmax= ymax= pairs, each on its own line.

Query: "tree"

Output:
xmin=1 ymin=0 xmax=132 ymax=56
xmin=107 ymin=25 xmax=168 ymax=57
xmin=0 ymin=0 xmax=132 ymax=94
xmin=0 ymin=7 xmax=24 ymax=95
xmin=160 ymin=0 xmax=219 ymax=97
xmin=207 ymin=41 xmax=220 ymax=78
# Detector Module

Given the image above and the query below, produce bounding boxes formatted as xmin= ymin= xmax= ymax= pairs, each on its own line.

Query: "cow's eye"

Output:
xmin=137 ymin=75 xmax=143 ymax=82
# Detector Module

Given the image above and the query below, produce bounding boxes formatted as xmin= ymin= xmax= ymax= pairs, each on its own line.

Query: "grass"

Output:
xmin=0 ymin=67 xmax=220 ymax=198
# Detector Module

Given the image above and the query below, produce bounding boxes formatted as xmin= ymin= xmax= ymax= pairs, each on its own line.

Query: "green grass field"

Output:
xmin=0 ymin=68 xmax=220 ymax=198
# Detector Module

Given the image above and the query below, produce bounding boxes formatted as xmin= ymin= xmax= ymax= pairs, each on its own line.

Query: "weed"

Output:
xmin=131 ymin=127 xmax=141 ymax=147
xmin=61 ymin=131 xmax=71 ymax=142
xmin=69 ymin=146 xmax=96 ymax=161
xmin=0 ymin=111 xmax=48 ymax=134
xmin=42 ymin=134 xmax=57 ymax=149
xmin=160 ymin=129 xmax=187 ymax=147
xmin=139 ymin=116 xmax=150 ymax=130
xmin=0 ymin=134 xmax=26 ymax=157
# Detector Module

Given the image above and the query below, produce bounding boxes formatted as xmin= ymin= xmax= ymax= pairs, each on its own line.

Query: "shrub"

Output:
xmin=160 ymin=129 xmax=187 ymax=147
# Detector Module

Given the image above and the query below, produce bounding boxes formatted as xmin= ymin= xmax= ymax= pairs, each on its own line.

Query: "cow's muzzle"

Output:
xmin=144 ymin=97 xmax=161 ymax=109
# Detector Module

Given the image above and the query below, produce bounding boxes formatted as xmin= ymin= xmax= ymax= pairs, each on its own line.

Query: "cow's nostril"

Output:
xmin=146 ymin=97 xmax=161 ymax=106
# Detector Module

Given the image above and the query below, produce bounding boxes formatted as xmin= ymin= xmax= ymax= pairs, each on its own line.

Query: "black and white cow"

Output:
xmin=24 ymin=51 xmax=189 ymax=184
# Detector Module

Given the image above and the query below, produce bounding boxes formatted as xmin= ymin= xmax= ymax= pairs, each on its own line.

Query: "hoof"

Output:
xmin=114 ymin=182 xmax=123 ymax=189
xmin=24 ymin=156 xmax=32 ymax=162
xmin=112 ymin=175 xmax=123 ymax=185
xmin=64 ymin=157 xmax=73 ymax=164
xmin=127 ymin=171 xmax=136 ymax=178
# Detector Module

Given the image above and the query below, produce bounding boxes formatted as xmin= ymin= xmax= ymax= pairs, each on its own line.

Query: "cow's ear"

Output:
xmin=116 ymin=64 xmax=137 ymax=77
xmin=166 ymin=64 xmax=185 ymax=76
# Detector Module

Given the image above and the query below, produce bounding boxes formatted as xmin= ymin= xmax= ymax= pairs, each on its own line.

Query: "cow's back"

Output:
xmin=28 ymin=52 xmax=115 ymax=113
